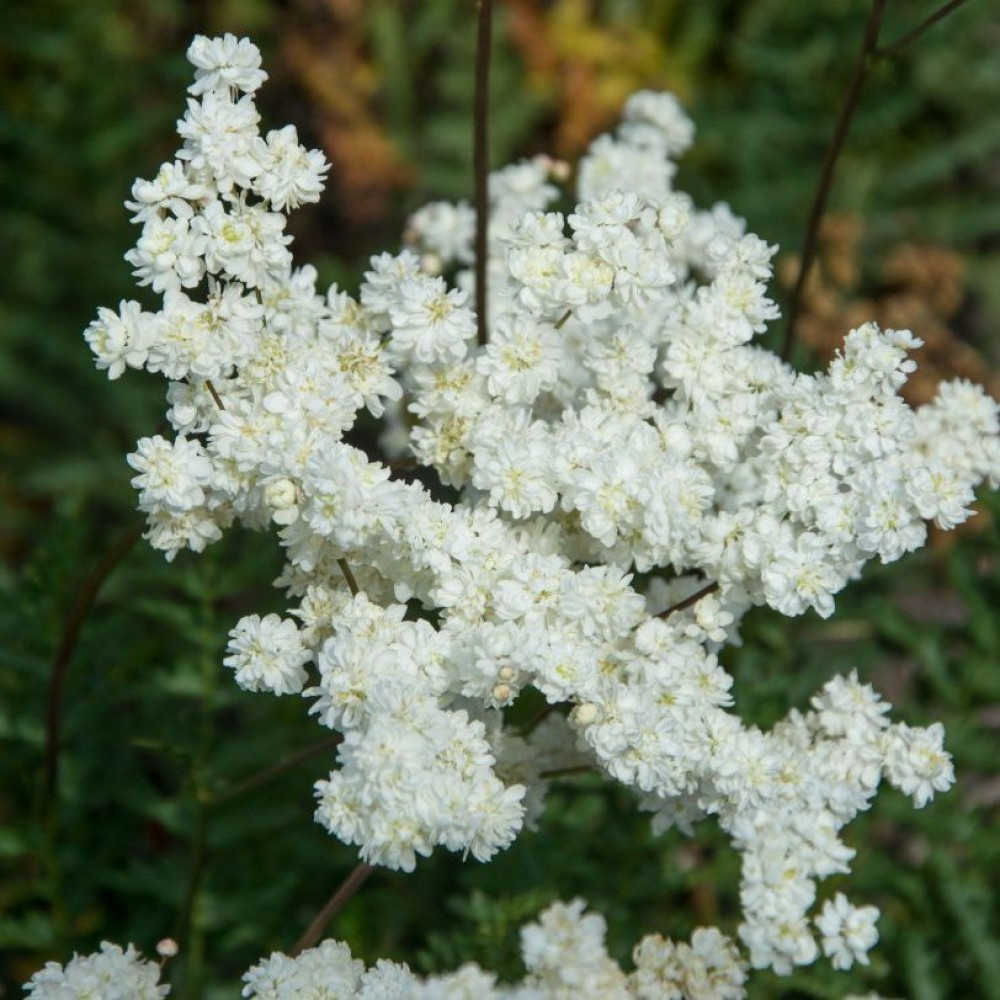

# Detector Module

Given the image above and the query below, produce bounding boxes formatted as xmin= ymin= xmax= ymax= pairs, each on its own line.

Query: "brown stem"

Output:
xmin=474 ymin=0 xmax=493 ymax=347
xmin=211 ymin=735 xmax=343 ymax=806
xmin=521 ymin=699 xmax=567 ymax=736
xmin=554 ymin=309 xmax=573 ymax=330
xmin=876 ymin=0 xmax=971 ymax=57
xmin=337 ymin=558 xmax=360 ymax=597
xmin=43 ymin=521 xmax=144 ymax=812
xmin=205 ymin=379 xmax=225 ymax=411
xmin=656 ymin=580 xmax=720 ymax=619
xmin=539 ymin=764 xmax=596 ymax=780
xmin=780 ymin=0 xmax=888 ymax=361
xmin=291 ymin=863 xmax=374 ymax=956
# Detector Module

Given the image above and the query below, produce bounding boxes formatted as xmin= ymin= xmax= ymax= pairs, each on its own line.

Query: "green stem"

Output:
xmin=43 ymin=521 xmax=144 ymax=816
xmin=174 ymin=562 xmax=220 ymax=996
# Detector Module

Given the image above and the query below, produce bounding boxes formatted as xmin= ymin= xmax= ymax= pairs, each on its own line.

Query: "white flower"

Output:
xmin=882 ymin=722 xmax=954 ymax=807
xmin=127 ymin=435 xmax=213 ymax=512
xmin=242 ymin=940 xmax=363 ymax=998
xmin=187 ymin=33 xmax=267 ymax=96
xmin=177 ymin=91 xmax=265 ymax=192
xmin=125 ymin=214 xmax=206 ymax=292
xmin=631 ymin=927 xmax=746 ymax=1000
xmin=477 ymin=314 xmax=560 ymax=404
xmin=815 ymin=893 xmax=879 ymax=970
xmin=195 ymin=199 xmax=291 ymax=287
xmin=126 ymin=160 xmax=208 ymax=223
xmin=225 ymin=613 xmax=312 ymax=695
xmin=407 ymin=200 xmax=476 ymax=266
xmin=255 ymin=125 xmax=330 ymax=210
xmin=84 ymin=36 xmax=1000 ymax=990
xmin=84 ymin=300 xmax=154 ymax=378
xmin=388 ymin=276 xmax=476 ymax=363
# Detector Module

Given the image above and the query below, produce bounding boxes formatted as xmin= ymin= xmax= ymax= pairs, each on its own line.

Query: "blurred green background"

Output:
xmin=2 ymin=1 xmax=999 ymax=996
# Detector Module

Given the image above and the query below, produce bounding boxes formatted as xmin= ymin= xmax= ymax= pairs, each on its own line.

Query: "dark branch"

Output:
xmin=539 ymin=764 xmax=596 ymax=780
xmin=337 ymin=558 xmax=360 ymax=597
xmin=212 ymin=735 xmax=343 ymax=806
xmin=292 ymin=863 xmax=375 ymax=956
xmin=43 ymin=521 xmax=144 ymax=812
xmin=474 ymin=0 xmax=493 ymax=347
xmin=656 ymin=580 xmax=720 ymax=619
xmin=781 ymin=0 xmax=888 ymax=361
xmin=521 ymin=699 xmax=568 ymax=736
xmin=554 ymin=309 xmax=573 ymax=330
xmin=205 ymin=379 xmax=225 ymax=410
xmin=876 ymin=0 xmax=971 ymax=57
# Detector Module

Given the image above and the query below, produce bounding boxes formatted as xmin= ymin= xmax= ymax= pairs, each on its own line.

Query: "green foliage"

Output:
xmin=2 ymin=1 xmax=1000 ymax=996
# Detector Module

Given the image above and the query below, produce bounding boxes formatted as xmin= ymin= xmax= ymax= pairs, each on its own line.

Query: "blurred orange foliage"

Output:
xmin=505 ymin=0 xmax=685 ymax=158
xmin=781 ymin=215 xmax=999 ymax=406
xmin=280 ymin=0 xmax=413 ymax=226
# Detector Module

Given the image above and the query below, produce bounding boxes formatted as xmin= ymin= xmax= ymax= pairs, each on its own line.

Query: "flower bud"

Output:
xmin=661 ymin=423 xmax=692 ymax=459
xmin=420 ymin=252 xmax=443 ymax=277
xmin=491 ymin=683 xmax=512 ymax=703
xmin=156 ymin=938 xmax=179 ymax=959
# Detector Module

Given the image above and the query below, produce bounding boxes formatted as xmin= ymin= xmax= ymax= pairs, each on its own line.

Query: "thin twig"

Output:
xmin=539 ymin=764 xmax=596 ymax=780
xmin=337 ymin=558 xmax=360 ymax=596
xmin=876 ymin=0 xmax=971 ymax=57
xmin=205 ymin=379 xmax=225 ymax=411
xmin=175 ymin=796 xmax=208 ymax=974
xmin=474 ymin=0 xmax=493 ymax=347
xmin=780 ymin=0 xmax=888 ymax=361
xmin=211 ymin=735 xmax=343 ymax=806
xmin=656 ymin=580 xmax=719 ymax=619
xmin=521 ymin=700 xmax=567 ymax=736
xmin=554 ymin=309 xmax=573 ymax=330
xmin=43 ymin=521 xmax=144 ymax=811
xmin=291 ymin=863 xmax=374 ymax=956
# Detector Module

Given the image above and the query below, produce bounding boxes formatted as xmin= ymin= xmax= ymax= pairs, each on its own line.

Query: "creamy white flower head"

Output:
xmin=388 ymin=275 xmax=476 ymax=364
xmin=408 ymin=199 xmax=476 ymax=266
xmin=126 ymin=160 xmax=209 ymax=223
xmin=225 ymin=613 xmax=311 ymax=695
xmin=631 ymin=927 xmax=747 ymax=1000
xmin=187 ymin=33 xmax=267 ymax=96
xmin=815 ymin=893 xmax=879 ymax=970
xmin=255 ymin=125 xmax=330 ymax=211
xmin=85 ymin=300 xmax=155 ymax=379
xmin=127 ymin=434 xmax=213 ymax=512
xmin=24 ymin=942 xmax=168 ymax=1000
xmin=242 ymin=939 xmax=363 ymax=998
xmin=83 ymin=36 xmax=1000 ymax=989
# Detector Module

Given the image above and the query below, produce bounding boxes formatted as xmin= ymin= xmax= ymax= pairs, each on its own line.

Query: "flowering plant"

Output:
xmin=29 ymin=31 xmax=999 ymax=998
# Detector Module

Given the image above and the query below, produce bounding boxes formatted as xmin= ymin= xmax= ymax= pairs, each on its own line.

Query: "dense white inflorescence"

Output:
xmin=23 ymin=941 xmax=169 ymax=999
xmin=70 ymin=33 xmax=1000 ymax=990
xmin=25 ymin=901 xmax=750 ymax=999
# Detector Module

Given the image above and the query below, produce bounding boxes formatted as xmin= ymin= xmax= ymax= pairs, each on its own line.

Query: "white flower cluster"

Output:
xmin=241 ymin=899 xmax=747 ymax=999
xmin=82 ymin=36 xmax=1000 ymax=982
xmin=23 ymin=902 xmax=747 ymax=999
xmin=23 ymin=941 xmax=168 ymax=999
